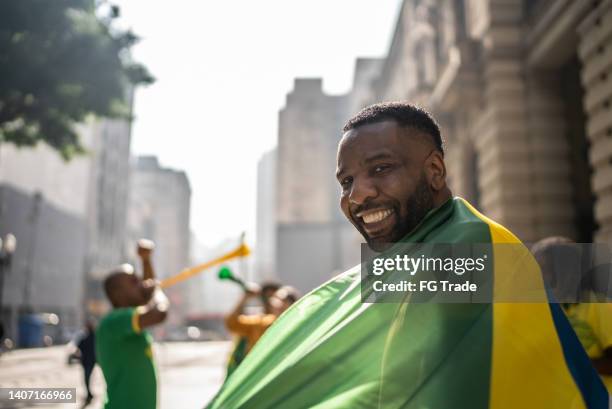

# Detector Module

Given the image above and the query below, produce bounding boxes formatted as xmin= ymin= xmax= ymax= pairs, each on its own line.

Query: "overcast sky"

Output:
xmin=114 ymin=0 xmax=402 ymax=247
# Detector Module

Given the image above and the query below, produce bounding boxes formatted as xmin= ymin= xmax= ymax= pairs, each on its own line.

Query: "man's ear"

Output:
xmin=425 ymin=151 xmax=446 ymax=192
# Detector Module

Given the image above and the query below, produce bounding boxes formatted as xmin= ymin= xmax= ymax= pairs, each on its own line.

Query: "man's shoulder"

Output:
xmin=291 ymin=265 xmax=361 ymax=309
xmin=97 ymin=307 xmax=135 ymax=334
xmin=449 ymin=198 xmax=522 ymax=245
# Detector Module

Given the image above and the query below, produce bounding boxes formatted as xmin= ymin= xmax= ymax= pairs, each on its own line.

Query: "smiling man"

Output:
xmin=206 ymin=102 xmax=608 ymax=409
xmin=336 ymin=105 xmax=449 ymax=252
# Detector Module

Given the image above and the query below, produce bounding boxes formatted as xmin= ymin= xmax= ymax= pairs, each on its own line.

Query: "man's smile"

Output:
xmin=354 ymin=207 xmax=396 ymax=235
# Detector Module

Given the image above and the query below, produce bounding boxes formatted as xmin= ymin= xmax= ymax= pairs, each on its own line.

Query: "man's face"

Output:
xmin=336 ymin=121 xmax=434 ymax=251
xmin=113 ymin=273 xmax=154 ymax=307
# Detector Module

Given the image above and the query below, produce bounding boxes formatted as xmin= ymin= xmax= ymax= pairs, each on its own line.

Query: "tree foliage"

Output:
xmin=0 ymin=0 xmax=154 ymax=159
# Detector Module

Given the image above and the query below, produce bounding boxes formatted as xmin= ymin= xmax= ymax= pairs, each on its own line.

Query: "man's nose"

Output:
xmin=349 ymin=177 xmax=378 ymax=205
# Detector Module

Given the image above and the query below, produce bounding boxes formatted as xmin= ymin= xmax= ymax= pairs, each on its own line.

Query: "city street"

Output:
xmin=0 ymin=341 xmax=232 ymax=409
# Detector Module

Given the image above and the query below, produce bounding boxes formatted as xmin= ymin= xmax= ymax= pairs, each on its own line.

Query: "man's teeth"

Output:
xmin=362 ymin=209 xmax=393 ymax=224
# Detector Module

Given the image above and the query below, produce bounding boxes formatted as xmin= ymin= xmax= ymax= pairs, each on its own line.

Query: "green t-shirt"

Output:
xmin=96 ymin=307 xmax=157 ymax=409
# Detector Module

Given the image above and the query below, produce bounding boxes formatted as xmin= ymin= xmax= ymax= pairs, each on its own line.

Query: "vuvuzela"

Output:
xmin=159 ymin=243 xmax=251 ymax=289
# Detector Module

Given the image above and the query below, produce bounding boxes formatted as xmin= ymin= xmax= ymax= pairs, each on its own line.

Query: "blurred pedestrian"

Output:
xmin=225 ymin=285 xmax=299 ymax=354
xmin=96 ymin=240 xmax=169 ymax=409
xmin=226 ymin=281 xmax=281 ymax=377
xmin=533 ymin=236 xmax=612 ymax=392
xmin=77 ymin=320 xmax=96 ymax=405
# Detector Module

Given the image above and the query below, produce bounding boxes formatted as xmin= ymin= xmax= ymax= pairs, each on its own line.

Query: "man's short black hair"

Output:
xmin=103 ymin=264 xmax=134 ymax=306
xmin=343 ymin=102 xmax=444 ymax=155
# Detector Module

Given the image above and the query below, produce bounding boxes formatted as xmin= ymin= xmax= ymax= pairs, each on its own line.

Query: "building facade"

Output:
xmin=0 ymin=185 xmax=86 ymax=345
xmin=0 ymin=114 xmax=134 ymax=343
xmin=84 ymin=117 xmax=134 ymax=312
xmin=364 ymin=0 xmax=612 ymax=241
xmin=274 ymin=79 xmax=361 ymax=293
xmin=366 ymin=0 xmax=610 ymax=244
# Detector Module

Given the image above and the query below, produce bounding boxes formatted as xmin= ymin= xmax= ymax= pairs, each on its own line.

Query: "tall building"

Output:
xmin=0 ymin=185 xmax=86 ymax=345
xmin=128 ymin=156 xmax=191 ymax=325
xmin=84 ymin=118 xmax=135 ymax=313
xmin=0 ymin=113 xmax=134 ymax=343
xmin=274 ymin=79 xmax=359 ymax=293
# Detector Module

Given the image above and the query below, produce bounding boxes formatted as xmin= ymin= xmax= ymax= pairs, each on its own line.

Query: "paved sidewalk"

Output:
xmin=0 ymin=341 xmax=231 ymax=409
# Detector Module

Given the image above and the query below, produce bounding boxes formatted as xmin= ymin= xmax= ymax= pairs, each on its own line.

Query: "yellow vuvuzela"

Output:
xmin=159 ymin=243 xmax=251 ymax=289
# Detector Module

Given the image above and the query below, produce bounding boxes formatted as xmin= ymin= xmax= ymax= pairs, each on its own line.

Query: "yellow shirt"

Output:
xmin=565 ymin=302 xmax=612 ymax=392
xmin=225 ymin=313 xmax=277 ymax=353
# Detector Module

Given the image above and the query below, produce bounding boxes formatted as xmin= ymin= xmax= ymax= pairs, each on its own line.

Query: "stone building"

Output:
xmin=273 ymin=67 xmax=384 ymax=292
xmin=83 ymin=117 xmax=135 ymax=311
xmin=0 ymin=185 xmax=86 ymax=345
xmin=270 ymin=0 xmax=611 ymax=293
xmin=127 ymin=156 xmax=191 ymax=325
xmin=274 ymin=79 xmax=357 ymax=292
xmin=366 ymin=0 xmax=610 ymax=244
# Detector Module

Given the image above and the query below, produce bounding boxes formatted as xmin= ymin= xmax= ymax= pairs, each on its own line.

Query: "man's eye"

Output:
xmin=340 ymin=177 xmax=352 ymax=189
xmin=374 ymin=164 xmax=391 ymax=173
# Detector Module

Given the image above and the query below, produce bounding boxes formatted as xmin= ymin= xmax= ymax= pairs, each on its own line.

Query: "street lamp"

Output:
xmin=2 ymin=234 xmax=16 ymax=255
xmin=0 ymin=233 xmax=17 ymax=339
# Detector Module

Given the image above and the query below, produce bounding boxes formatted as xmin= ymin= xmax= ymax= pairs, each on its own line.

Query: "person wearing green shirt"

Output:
xmin=96 ymin=240 xmax=169 ymax=409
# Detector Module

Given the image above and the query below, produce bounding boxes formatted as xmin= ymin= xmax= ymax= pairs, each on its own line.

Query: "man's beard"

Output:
xmin=365 ymin=173 xmax=434 ymax=251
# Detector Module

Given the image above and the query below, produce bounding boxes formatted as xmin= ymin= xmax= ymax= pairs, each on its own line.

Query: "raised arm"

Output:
xmin=225 ymin=288 xmax=261 ymax=336
xmin=137 ymin=239 xmax=155 ymax=281
xmin=135 ymin=240 xmax=168 ymax=330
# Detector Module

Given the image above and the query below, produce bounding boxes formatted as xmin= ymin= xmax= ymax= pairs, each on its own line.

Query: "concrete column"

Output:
xmin=474 ymin=59 xmax=536 ymax=240
xmin=444 ymin=112 xmax=481 ymax=207
xmin=472 ymin=0 xmax=537 ymax=240
xmin=525 ymin=71 xmax=575 ymax=239
xmin=578 ymin=0 xmax=612 ymax=242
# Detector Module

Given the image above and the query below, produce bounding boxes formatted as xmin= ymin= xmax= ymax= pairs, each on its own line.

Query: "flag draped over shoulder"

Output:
xmin=207 ymin=198 xmax=608 ymax=409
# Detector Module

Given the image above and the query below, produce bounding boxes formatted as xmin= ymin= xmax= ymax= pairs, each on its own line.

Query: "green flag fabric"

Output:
xmin=207 ymin=198 xmax=608 ymax=409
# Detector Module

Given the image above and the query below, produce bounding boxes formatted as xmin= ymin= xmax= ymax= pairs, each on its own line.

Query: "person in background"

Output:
xmin=96 ymin=240 xmax=169 ymax=409
xmin=225 ymin=285 xmax=300 ymax=355
xmin=77 ymin=320 xmax=96 ymax=405
xmin=226 ymin=281 xmax=281 ymax=376
xmin=532 ymin=236 xmax=612 ymax=392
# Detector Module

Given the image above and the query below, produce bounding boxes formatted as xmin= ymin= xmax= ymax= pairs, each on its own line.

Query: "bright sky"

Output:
xmin=115 ymin=0 xmax=402 ymax=247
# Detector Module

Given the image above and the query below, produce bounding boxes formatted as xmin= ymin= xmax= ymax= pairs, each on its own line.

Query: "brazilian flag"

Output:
xmin=207 ymin=198 xmax=608 ymax=408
